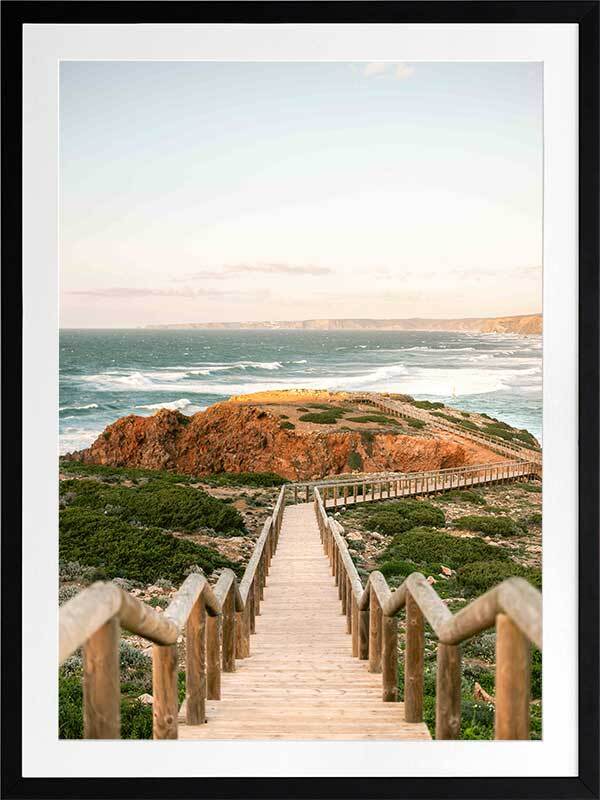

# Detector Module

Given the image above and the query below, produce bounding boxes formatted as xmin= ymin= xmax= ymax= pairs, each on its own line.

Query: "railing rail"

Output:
xmin=313 ymin=487 xmax=542 ymax=740
xmin=58 ymin=485 xmax=287 ymax=739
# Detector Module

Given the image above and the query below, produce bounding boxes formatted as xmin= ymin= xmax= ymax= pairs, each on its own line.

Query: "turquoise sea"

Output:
xmin=59 ymin=329 xmax=542 ymax=455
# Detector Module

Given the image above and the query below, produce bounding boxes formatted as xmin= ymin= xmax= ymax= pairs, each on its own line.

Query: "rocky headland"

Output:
xmin=65 ymin=390 xmax=516 ymax=481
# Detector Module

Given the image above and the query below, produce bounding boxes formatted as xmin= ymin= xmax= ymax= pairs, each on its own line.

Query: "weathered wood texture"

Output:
xmin=82 ymin=615 xmax=121 ymax=739
xmin=180 ymin=504 xmax=431 ymax=741
xmin=495 ymin=613 xmax=531 ymax=740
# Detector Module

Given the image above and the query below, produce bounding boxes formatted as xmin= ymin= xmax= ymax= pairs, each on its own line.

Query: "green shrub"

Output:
xmin=368 ymin=510 xmax=414 ymax=535
xmin=279 ymin=421 xmax=295 ymax=430
xmin=307 ymin=403 xmax=345 ymax=411
xmin=438 ymin=489 xmax=486 ymax=506
xmin=59 ymin=507 xmax=237 ymax=584
xmin=482 ymin=423 xmax=515 ymax=441
xmin=347 ymin=450 xmax=363 ymax=470
xmin=525 ymin=511 xmax=542 ymax=525
xmin=457 ymin=419 xmax=479 ymax=431
xmin=453 ymin=514 xmax=522 ymax=537
xmin=519 ymin=482 xmax=542 ymax=493
xmin=378 ymin=559 xmax=416 ymax=579
xmin=60 ymin=478 xmax=246 ymax=534
xmin=381 ymin=527 xmax=509 ymax=570
xmin=203 ymin=471 xmax=287 ymax=487
xmin=368 ymin=500 xmax=445 ymax=535
xmin=407 ymin=418 xmax=425 ymax=430
xmin=460 ymin=411 xmax=470 ymax=417
xmin=346 ymin=414 xmax=399 ymax=426
xmin=360 ymin=430 xmax=375 ymax=454
xmin=279 ymin=414 xmax=289 ymax=419
xmin=299 ymin=410 xmax=346 ymax=424
xmin=456 ymin=560 xmax=542 ymax=595
xmin=410 ymin=400 xmax=444 ymax=410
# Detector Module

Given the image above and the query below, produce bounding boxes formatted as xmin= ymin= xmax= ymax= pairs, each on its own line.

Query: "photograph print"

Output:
xmin=59 ymin=60 xmax=543 ymax=742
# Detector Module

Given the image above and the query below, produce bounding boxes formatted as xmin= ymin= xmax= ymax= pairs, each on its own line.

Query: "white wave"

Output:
xmin=292 ymin=359 xmax=308 ymax=364
xmin=59 ymin=427 xmax=102 ymax=455
xmin=59 ymin=403 xmax=99 ymax=411
xmin=136 ymin=398 xmax=193 ymax=411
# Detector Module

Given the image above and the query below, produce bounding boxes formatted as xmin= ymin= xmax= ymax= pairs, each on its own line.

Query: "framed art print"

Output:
xmin=2 ymin=3 xmax=598 ymax=799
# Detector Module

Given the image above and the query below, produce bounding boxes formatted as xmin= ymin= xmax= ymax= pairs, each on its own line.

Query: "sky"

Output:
xmin=60 ymin=61 xmax=543 ymax=328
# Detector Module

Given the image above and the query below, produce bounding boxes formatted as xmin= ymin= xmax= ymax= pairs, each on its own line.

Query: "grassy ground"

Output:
xmin=332 ymin=480 xmax=542 ymax=739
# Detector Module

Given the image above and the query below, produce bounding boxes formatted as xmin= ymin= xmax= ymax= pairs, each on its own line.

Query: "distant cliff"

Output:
xmin=147 ymin=314 xmax=542 ymax=335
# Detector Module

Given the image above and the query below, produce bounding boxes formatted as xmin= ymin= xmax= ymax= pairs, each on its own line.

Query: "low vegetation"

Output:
xmin=59 ymin=507 xmax=238 ymax=584
xmin=298 ymin=408 xmax=346 ymax=424
xmin=347 ymin=450 xmax=363 ymax=470
xmin=368 ymin=500 xmax=445 ymax=536
xmin=438 ymin=489 xmax=486 ymax=505
xmin=380 ymin=526 xmax=509 ymax=572
xmin=453 ymin=514 xmax=524 ymax=537
xmin=60 ymin=460 xmax=288 ymax=488
xmin=60 ymin=478 xmax=246 ymax=534
xmin=201 ymin=471 xmax=287 ymax=487
xmin=457 ymin=560 xmax=541 ymax=595
xmin=346 ymin=414 xmax=400 ymax=426
xmin=409 ymin=399 xmax=444 ymax=410
xmin=407 ymin=418 xmax=425 ymax=430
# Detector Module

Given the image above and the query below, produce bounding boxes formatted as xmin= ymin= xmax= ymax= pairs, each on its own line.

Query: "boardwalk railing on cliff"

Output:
xmin=59 ymin=468 xmax=542 ymax=740
xmin=355 ymin=392 xmax=543 ymax=464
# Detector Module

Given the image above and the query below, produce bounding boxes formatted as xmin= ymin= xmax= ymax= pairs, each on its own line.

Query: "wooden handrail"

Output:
xmin=313 ymin=486 xmax=542 ymax=739
xmin=59 ymin=485 xmax=287 ymax=739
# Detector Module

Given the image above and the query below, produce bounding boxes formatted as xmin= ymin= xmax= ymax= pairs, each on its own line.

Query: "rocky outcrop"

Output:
xmin=66 ymin=403 xmax=498 ymax=481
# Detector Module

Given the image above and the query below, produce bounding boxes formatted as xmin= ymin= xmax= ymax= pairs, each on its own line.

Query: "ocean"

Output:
xmin=59 ymin=329 xmax=542 ymax=455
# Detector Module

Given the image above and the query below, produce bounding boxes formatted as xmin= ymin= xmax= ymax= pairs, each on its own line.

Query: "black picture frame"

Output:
xmin=2 ymin=2 xmax=598 ymax=798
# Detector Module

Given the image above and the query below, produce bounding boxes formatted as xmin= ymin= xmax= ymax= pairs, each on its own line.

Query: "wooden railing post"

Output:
xmin=359 ymin=604 xmax=370 ymax=660
xmin=185 ymin=597 xmax=206 ymax=725
xmin=82 ymin=615 xmax=120 ymax=739
xmin=368 ymin=592 xmax=382 ymax=673
xmin=222 ymin=587 xmax=236 ymax=672
xmin=382 ymin=614 xmax=398 ymax=701
xmin=495 ymin=613 xmax=530 ymax=739
xmin=152 ymin=643 xmax=179 ymax=739
xmin=404 ymin=591 xmax=424 ymax=722
xmin=435 ymin=643 xmax=461 ymax=739
xmin=346 ymin=577 xmax=352 ymax=634
xmin=351 ymin=595 xmax=359 ymax=657
xmin=206 ymin=614 xmax=221 ymax=700
xmin=236 ymin=602 xmax=250 ymax=659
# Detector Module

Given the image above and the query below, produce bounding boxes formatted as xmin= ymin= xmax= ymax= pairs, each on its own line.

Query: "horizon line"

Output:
xmin=60 ymin=311 xmax=542 ymax=330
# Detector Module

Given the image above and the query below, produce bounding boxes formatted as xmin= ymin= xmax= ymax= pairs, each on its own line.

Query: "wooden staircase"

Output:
xmin=179 ymin=504 xmax=430 ymax=740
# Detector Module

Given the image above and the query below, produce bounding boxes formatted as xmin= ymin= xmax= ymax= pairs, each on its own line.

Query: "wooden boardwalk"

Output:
xmin=321 ymin=461 xmax=538 ymax=510
xmin=179 ymin=503 xmax=431 ymax=740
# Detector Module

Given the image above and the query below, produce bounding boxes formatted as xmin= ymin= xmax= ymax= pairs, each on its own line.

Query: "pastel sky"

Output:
xmin=60 ymin=61 xmax=543 ymax=328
